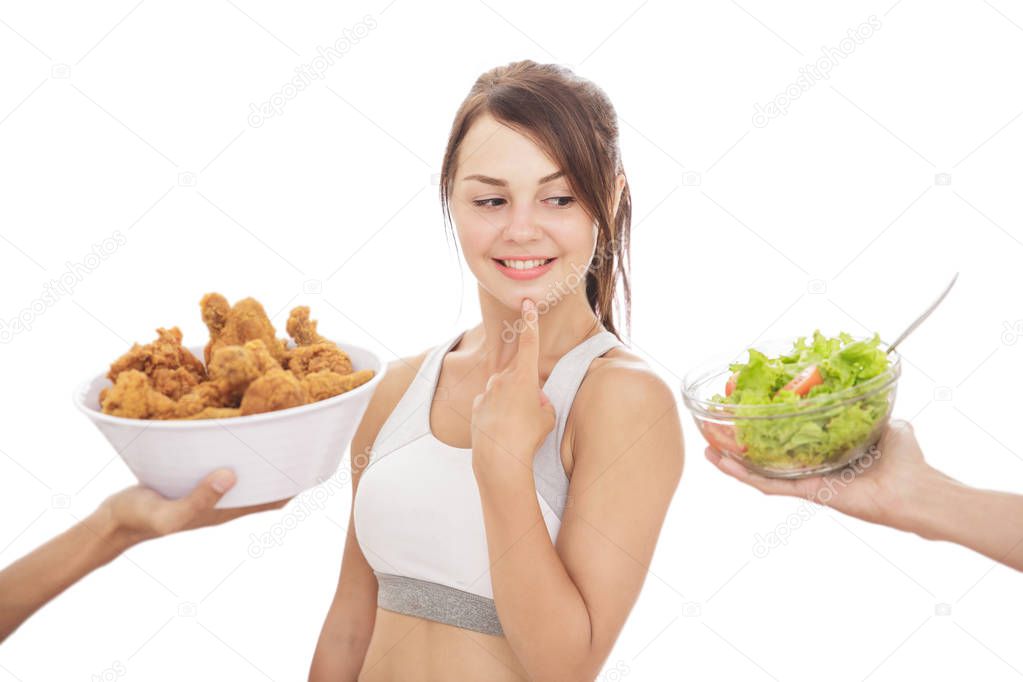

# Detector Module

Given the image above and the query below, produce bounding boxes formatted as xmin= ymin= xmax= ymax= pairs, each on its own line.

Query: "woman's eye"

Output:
xmin=471 ymin=196 xmax=574 ymax=208
xmin=472 ymin=198 xmax=506 ymax=208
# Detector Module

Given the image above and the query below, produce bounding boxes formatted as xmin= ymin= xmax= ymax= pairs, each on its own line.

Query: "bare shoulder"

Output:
xmin=580 ymin=346 xmax=678 ymax=412
xmin=569 ymin=346 xmax=684 ymax=473
xmin=350 ymin=349 xmax=430 ymax=473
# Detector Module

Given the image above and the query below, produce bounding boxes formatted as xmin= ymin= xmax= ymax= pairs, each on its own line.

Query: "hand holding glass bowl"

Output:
xmin=681 ymin=331 xmax=901 ymax=479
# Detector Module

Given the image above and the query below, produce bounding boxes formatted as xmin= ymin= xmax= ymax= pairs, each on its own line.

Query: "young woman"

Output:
xmin=309 ymin=60 xmax=686 ymax=681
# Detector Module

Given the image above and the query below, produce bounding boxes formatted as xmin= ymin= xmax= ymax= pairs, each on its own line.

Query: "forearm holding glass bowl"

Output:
xmin=899 ymin=466 xmax=1023 ymax=571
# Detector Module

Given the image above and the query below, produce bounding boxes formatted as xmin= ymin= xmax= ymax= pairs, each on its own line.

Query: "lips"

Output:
xmin=494 ymin=257 xmax=555 ymax=269
xmin=492 ymin=257 xmax=557 ymax=281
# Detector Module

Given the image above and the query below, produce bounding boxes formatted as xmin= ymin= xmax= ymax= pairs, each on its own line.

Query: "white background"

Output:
xmin=1 ymin=1 xmax=1022 ymax=680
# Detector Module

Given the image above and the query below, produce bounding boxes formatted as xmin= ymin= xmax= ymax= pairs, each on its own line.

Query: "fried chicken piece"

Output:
xmin=101 ymin=370 xmax=182 ymax=419
xmin=283 ymin=305 xmax=358 ymax=377
xmin=201 ymin=293 xmax=288 ymax=365
xmin=151 ymin=366 xmax=201 ymax=401
xmin=107 ymin=327 xmax=206 ymax=397
xmin=191 ymin=339 xmax=283 ymax=408
xmin=101 ymin=374 xmax=221 ymax=420
xmin=173 ymin=383 xmax=228 ymax=418
xmin=286 ymin=343 xmax=353 ymax=378
xmin=286 ymin=306 xmax=330 ymax=346
xmin=239 ymin=369 xmax=309 ymax=416
xmin=200 ymin=292 xmax=230 ymax=347
xmin=243 ymin=338 xmax=282 ymax=374
xmin=301 ymin=369 xmax=375 ymax=401
xmin=205 ymin=345 xmax=264 ymax=406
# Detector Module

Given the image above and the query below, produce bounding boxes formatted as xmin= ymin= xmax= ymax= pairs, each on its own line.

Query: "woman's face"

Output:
xmin=449 ymin=113 xmax=598 ymax=312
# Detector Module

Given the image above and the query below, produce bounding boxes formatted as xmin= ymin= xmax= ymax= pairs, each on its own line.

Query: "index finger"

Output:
xmin=514 ymin=298 xmax=540 ymax=378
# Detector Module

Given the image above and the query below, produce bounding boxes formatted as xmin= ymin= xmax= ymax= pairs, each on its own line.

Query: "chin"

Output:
xmin=479 ymin=278 xmax=540 ymax=308
xmin=498 ymin=283 xmax=545 ymax=307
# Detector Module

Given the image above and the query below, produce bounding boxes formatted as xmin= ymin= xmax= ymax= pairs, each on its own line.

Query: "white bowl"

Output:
xmin=74 ymin=342 xmax=387 ymax=508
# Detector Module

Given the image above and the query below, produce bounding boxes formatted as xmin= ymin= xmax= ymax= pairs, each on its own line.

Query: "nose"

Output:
xmin=501 ymin=201 xmax=543 ymax=243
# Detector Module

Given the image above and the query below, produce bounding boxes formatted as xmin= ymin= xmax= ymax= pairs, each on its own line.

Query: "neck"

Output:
xmin=471 ymin=284 xmax=603 ymax=375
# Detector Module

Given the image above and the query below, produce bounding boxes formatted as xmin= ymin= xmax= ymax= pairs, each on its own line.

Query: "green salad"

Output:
xmin=708 ymin=330 xmax=894 ymax=469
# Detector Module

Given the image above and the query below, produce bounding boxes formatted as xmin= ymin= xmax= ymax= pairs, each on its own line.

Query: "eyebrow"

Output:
xmin=461 ymin=170 xmax=564 ymax=187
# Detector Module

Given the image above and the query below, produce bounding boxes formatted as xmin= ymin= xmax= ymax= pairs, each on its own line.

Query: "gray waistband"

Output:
xmin=374 ymin=572 xmax=504 ymax=637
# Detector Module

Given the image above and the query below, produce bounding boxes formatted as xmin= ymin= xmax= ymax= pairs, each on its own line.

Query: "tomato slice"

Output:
xmin=724 ymin=372 xmax=738 ymax=397
xmin=779 ymin=365 xmax=823 ymax=397
xmin=701 ymin=420 xmax=747 ymax=454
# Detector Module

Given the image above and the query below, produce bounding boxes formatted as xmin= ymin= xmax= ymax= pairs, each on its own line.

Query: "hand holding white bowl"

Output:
xmin=96 ymin=468 xmax=291 ymax=546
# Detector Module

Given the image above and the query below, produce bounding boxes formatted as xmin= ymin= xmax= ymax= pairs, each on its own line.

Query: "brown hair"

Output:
xmin=439 ymin=60 xmax=632 ymax=340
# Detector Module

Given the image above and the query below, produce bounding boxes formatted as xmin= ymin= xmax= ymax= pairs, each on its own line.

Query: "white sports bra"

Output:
xmin=353 ymin=328 xmax=623 ymax=636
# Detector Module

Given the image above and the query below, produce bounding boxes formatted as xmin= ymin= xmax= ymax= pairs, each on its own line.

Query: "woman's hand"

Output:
xmin=95 ymin=469 xmax=290 ymax=547
xmin=704 ymin=419 xmax=942 ymax=532
xmin=471 ymin=298 xmax=556 ymax=478
xmin=1 ymin=469 xmax=290 ymax=643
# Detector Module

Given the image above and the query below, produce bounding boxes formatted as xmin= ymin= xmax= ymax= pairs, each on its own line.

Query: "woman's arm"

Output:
xmin=309 ymin=354 xmax=426 ymax=682
xmin=705 ymin=420 xmax=1023 ymax=571
xmin=307 ymin=504 xmax=379 ymax=682
xmin=471 ymin=303 xmax=684 ymax=681
xmin=1 ymin=468 xmax=286 ymax=643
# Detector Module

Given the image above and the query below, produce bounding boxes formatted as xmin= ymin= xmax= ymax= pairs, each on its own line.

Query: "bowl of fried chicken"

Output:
xmin=74 ymin=293 xmax=387 ymax=508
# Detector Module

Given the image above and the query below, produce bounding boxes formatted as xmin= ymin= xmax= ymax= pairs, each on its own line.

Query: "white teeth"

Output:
xmin=499 ymin=258 xmax=549 ymax=270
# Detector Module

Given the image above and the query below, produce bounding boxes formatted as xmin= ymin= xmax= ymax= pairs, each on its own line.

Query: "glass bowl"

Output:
xmin=681 ymin=337 xmax=901 ymax=479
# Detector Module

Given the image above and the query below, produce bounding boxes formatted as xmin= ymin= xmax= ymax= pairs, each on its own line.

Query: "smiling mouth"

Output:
xmin=492 ymin=257 xmax=555 ymax=270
